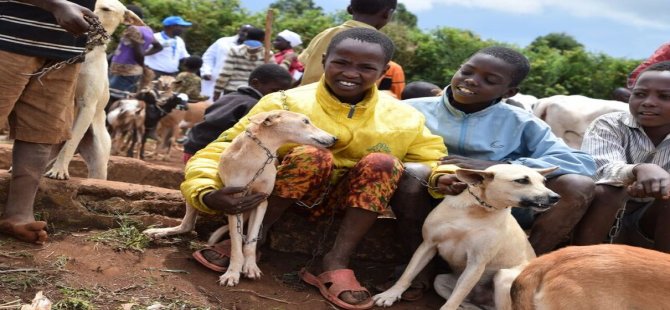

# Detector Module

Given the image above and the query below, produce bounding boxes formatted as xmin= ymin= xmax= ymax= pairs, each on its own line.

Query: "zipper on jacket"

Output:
xmin=458 ymin=115 xmax=469 ymax=154
xmin=347 ymin=104 xmax=356 ymax=118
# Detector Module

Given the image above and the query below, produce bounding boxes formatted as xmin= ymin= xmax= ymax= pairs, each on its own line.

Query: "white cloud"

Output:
xmin=399 ymin=0 xmax=670 ymax=29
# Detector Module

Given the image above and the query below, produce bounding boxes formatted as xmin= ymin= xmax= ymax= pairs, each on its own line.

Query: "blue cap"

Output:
xmin=162 ymin=16 xmax=192 ymax=27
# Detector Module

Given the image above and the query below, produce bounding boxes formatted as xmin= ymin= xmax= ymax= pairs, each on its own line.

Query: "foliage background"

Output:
xmin=119 ymin=0 xmax=641 ymax=100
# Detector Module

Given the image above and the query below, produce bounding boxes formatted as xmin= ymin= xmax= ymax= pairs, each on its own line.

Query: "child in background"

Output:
xmin=182 ymin=64 xmax=292 ymax=163
xmin=298 ymin=0 xmax=397 ymax=85
xmin=174 ymin=56 xmax=209 ymax=103
xmin=184 ymin=28 xmax=445 ymax=309
xmin=272 ymin=29 xmax=304 ymax=83
xmin=575 ymin=61 xmax=670 ymax=253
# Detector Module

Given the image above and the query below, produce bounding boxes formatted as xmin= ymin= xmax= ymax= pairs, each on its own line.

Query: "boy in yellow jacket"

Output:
xmin=182 ymin=28 xmax=445 ymax=309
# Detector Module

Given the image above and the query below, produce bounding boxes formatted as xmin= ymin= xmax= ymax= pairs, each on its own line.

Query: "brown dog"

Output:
xmin=512 ymin=244 xmax=670 ymax=310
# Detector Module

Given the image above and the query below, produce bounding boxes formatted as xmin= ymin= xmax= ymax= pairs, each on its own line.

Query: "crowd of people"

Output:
xmin=2 ymin=0 xmax=670 ymax=309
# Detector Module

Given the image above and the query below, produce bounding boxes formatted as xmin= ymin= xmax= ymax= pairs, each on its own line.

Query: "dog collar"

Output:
xmin=467 ymin=187 xmax=494 ymax=209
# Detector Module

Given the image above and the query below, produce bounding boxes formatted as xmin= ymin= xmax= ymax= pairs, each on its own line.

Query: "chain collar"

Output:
xmin=240 ymin=129 xmax=277 ymax=195
xmin=466 ymin=186 xmax=494 ymax=209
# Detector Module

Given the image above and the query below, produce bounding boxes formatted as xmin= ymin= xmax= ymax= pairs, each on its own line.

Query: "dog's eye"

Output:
xmin=514 ymin=177 xmax=530 ymax=184
xmin=303 ymin=119 xmax=310 ymax=124
xmin=101 ymin=6 xmax=111 ymax=11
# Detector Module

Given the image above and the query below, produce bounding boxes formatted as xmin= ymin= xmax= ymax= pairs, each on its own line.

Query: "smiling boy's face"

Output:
xmin=450 ymin=53 xmax=519 ymax=111
xmin=322 ymin=38 xmax=388 ymax=104
xmin=630 ymin=70 xmax=670 ymax=131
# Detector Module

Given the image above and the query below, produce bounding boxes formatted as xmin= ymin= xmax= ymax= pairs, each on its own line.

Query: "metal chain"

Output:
xmin=234 ymin=130 xmax=276 ymax=245
xmin=608 ymin=204 xmax=627 ymax=244
xmin=403 ymin=165 xmax=440 ymax=191
xmin=27 ymin=15 xmax=109 ymax=83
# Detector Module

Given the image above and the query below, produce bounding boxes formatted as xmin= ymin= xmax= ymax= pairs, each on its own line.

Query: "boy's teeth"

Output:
xmin=340 ymin=81 xmax=355 ymax=86
xmin=458 ymin=86 xmax=473 ymax=94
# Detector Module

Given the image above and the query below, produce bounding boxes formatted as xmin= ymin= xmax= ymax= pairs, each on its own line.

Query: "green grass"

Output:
xmin=87 ymin=217 xmax=150 ymax=252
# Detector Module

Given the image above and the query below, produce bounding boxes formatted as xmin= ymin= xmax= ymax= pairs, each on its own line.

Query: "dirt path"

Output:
xmin=0 ymin=142 xmax=444 ymax=309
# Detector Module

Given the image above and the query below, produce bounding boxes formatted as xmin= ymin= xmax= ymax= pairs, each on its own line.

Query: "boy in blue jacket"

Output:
xmin=388 ymin=47 xmax=596 ymax=299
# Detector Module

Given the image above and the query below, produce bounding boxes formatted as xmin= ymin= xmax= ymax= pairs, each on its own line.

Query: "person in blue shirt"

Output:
xmin=388 ymin=46 xmax=596 ymax=297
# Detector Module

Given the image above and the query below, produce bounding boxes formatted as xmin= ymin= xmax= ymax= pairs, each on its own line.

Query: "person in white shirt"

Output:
xmin=144 ymin=16 xmax=192 ymax=77
xmin=200 ymin=24 xmax=254 ymax=100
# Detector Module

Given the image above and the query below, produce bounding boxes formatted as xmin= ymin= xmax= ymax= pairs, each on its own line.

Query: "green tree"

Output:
xmin=529 ymin=32 xmax=583 ymax=52
xmin=269 ymin=0 xmax=322 ymax=15
xmin=392 ymin=3 xmax=417 ymax=28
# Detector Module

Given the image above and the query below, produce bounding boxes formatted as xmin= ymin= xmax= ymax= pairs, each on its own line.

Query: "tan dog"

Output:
xmin=44 ymin=0 xmax=143 ymax=180
xmin=144 ymin=110 xmax=337 ymax=286
xmin=512 ymin=244 xmax=670 ymax=310
xmin=374 ymin=164 xmax=560 ymax=310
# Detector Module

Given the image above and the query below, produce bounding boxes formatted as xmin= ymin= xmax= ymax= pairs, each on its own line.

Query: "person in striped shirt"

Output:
xmin=576 ymin=61 xmax=670 ymax=253
xmin=213 ymin=27 xmax=272 ymax=101
xmin=0 ymin=0 xmax=97 ymax=244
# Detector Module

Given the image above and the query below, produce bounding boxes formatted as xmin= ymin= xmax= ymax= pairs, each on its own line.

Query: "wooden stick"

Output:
xmin=230 ymin=288 xmax=296 ymax=304
xmin=264 ymin=9 xmax=274 ymax=63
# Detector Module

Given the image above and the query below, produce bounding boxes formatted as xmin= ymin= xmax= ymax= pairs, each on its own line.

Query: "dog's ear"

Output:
xmin=248 ymin=112 xmax=281 ymax=127
xmin=535 ymin=166 xmax=558 ymax=176
xmin=123 ymin=9 xmax=145 ymax=26
xmin=455 ymin=168 xmax=493 ymax=186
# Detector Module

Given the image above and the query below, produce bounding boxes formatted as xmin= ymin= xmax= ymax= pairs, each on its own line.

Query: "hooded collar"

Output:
xmin=441 ymin=85 xmax=503 ymax=118
xmin=315 ymin=76 xmax=379 ymax=119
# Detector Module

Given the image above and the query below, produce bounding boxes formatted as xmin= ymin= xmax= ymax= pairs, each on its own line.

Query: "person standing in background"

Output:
xmin=144 ymin=15 xmax=192 ymax=78
xmin=200 ymin=24 xmax=254 ymax=100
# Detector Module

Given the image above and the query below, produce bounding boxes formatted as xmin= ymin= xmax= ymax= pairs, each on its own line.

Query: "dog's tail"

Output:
xmin=510 ymin=260 xmax=548 ymax=310
xmin=207 ymin=225 xmax=230 ymax=246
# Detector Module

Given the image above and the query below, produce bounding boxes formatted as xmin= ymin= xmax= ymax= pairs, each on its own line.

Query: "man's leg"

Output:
xmin=317 ymin=153 xmax=403 ymax=306
xmin=386 ymin=163 xmax=435 ymax=296
xmin=0 ymin=140 xmax=52 ymax=244
xmin=529 ymin=174 xmax=594 ymax=254
xmin=573 ymin=184 xmax=627 ymax=245
xmin=638 ymin=199 xmax=670 ymax=253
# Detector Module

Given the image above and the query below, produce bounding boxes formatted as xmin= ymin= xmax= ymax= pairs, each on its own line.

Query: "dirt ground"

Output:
xmin=0 ymin=142 xmax=445 ymax=310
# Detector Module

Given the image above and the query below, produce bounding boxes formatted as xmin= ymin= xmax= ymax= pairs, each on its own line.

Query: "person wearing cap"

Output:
xmin=272 ymin=29 xmax=305 ymax=83
xmin=200 ymin=24 xmax=255 ymax=100
xmin=144 ymin=15 xmax=192 ymax=77
xmin=213 ymin=27 xmax=272 ymax=101
xmin=107 ymin=5 xmax=163 ymax=105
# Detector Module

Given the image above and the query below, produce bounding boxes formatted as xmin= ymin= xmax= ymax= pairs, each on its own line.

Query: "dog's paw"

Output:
xmin=373 ymin=290 xmax=403 ymax=307
xmin=44 ymin=168 xmax=69 ymax=180
xmin=218 ymin=271 xmax=240 ymax=287
xmin=142 ymin=228 xmax=168 ymax=239
xmin=242 ymin=261 xmax=262 ymax=279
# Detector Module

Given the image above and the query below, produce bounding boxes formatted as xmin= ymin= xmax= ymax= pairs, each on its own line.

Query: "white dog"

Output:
xmin=44 ymin=0 xmax=143 ymax=180
xmin=144 ymin=110 xmax=337 ymax=286
xmin=374 ymin=164 xmax=560 ymax=310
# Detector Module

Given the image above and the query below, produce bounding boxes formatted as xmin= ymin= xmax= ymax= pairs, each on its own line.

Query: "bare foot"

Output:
xmin=0 ymin=220 xmax=48 ymax=244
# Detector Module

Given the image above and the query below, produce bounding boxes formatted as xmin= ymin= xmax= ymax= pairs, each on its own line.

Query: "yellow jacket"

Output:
xmin=298 ymin=20 xmax=376 ymax=86
xmin=181 ymin=78 xmax=447 ymax=214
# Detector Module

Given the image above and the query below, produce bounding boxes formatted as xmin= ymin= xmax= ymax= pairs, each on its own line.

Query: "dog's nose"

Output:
xmin=332 ymin=137 xmax=338 ymax=143
xmin=548 ymin=194 xmax=561 ymax=205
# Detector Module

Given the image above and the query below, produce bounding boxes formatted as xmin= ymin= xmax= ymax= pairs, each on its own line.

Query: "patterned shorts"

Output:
xmin=273 ymin=146 xmax=404 ymax=219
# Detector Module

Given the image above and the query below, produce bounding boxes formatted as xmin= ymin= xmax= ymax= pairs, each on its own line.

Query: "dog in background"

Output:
xmin=512 ymin=244 xmax=670 ymax=310
xmin=144 ymin=110 xmax=337 ymax=286
xmin=44 ymin=0 xmax=143 ymax=180
xmin=374 ymin=164 xmax=560 ymax=310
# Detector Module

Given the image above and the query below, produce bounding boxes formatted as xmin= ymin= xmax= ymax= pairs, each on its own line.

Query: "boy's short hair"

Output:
xmin=249 ymin=64 xmax=292 ymax=84
xmin=401 ymin=81 xmax=441 ymax=100
xmin=475 ymin=46 xmax=530 ymax=87
xmin=181 ymin=56 xmax=203 ymax=72
xmin=350 ymin=0 xmax=397 ymax=15
xmin=642 ymin=61 xmax=670 ymax=74
xmin=326 ymin=28 xmax=395 ymax=64
xmin=245 ymin=28 xmax=265 ymax=42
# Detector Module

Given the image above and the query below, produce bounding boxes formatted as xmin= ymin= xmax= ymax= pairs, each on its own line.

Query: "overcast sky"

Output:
xmin=244 ymin=0 xmax=670 ymax=59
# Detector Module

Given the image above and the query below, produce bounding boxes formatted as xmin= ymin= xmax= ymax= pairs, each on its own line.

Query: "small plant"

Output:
xmin=52 ymin=255 xmax=69 ymax=270
xmin=87 ymin=217 xmax=150 ymax=252
xmin=53 ymin=285 xmax=96 ymax=310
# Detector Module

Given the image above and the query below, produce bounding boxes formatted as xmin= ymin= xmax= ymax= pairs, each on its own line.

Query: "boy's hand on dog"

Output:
xmin=440 ymin=155 xmax=500 ymax=170
xmin=203 ymin=187 xmax=268 ymax=215
xmin=436 ymin=174 xmax=467 ymax=195
xmin=629 ymin=164 xmax=670 ymax=199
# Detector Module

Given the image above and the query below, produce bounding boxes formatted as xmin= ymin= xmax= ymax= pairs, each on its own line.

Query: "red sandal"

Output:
xmin=192 ymin=239 xmax=261 ymax=272
xmin=300 ymin=268 xmax=374 ymax=310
